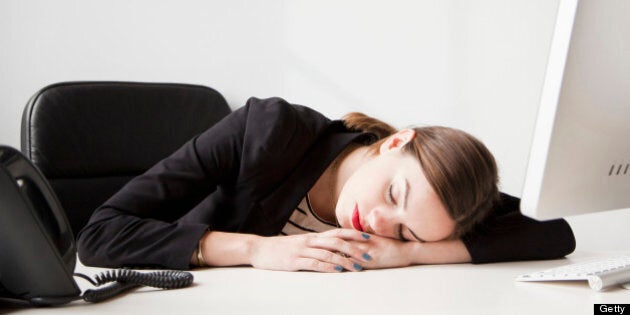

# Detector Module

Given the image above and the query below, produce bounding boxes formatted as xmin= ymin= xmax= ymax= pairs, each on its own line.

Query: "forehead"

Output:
xmin=375 ymin=150 xmax=440 ymax=202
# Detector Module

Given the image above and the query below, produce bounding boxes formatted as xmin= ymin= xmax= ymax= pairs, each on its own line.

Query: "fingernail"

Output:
xmin=362 ymin=253 xmax=372 ymax=261
xmin=353 ymin=263 xmax=363 ymax=271
xmin=362 ymin=233 xmax=370 ymax=240
xmin=335 ymin=265 xmax=343 ymax=272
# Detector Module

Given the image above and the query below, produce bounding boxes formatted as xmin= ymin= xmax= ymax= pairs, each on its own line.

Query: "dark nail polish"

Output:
xmin=362 ymin=253 xmax=372 ymax=261
xmin=362 ymin=233 xmax=370 ymax=240
xmin=353 ymin=263 xmax=363 ymax=271
xmin=335 ymin=265 xmax=343 ymax=272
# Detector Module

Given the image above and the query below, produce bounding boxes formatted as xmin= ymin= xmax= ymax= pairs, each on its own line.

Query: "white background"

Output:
xmin=1 ymin=0 xmax=628 ymax=252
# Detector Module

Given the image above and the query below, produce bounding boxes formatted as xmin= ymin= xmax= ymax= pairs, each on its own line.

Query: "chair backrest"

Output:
xmin=21 ymin=81 xmax=231 ymax=236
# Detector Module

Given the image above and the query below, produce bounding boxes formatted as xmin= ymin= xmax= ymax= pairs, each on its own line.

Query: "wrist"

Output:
xmin=200 ymin=231 xmax=260 ymax=267
xmin=190 ymin=231 xmax=210 ymax=267
xmin=197 ymin=232 xmax=210 ymax=267
xmin=407 ymin=239 xmax=472 ymax=265
xmin=243 ymin=234 xmax=264 ymax=266
xmin=405 ymin=241 xmax=425 ymax=265
xmin=245 ymin=234 xmax=264 ymax=266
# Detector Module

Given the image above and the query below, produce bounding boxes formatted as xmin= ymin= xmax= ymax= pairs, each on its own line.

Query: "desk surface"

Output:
xmin=4 ymin=251 xmax=629 ymax=315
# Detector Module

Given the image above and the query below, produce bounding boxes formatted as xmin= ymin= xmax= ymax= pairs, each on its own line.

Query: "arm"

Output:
xmin=411 ymin=193 xmax=575 ymax=265
xmin=350 ymin=193 xmax=575 ymax=268
xmin=407 ymin=239 xmax=471 ymax=264
xmin=191 ymin=231 xmax=255 ymax=267
xmin=78 ymin=97 xmax=335 ymax=270
xmin=461 ymin=193 xmax=576 ymax=264
xmin=191 ymin=230 xmax=373 ymax=272
xmin=77 ymin=102 xmax=249 ymax=270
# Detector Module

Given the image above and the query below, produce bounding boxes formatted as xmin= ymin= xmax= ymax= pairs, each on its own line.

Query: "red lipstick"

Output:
xmin=352 ymin=204 xmax=364 ymax=232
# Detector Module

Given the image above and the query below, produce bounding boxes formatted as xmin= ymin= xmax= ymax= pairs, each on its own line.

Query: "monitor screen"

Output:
xmin=521 ymin=0 xmax=630 ymax=220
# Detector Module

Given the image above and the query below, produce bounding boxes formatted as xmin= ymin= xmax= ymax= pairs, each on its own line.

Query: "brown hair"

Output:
xmin=342 ymin=112 xmax=500 ymax=238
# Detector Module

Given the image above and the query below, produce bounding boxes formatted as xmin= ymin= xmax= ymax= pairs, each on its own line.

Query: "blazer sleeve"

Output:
xmin=77 ymin=101 xmax=250 ymax=270
xmin=461 ymin=193 xmax=576 ymax=264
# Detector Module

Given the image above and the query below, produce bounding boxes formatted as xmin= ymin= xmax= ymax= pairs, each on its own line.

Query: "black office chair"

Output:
xmin=21 ymin=81 xmax=231 ymax=237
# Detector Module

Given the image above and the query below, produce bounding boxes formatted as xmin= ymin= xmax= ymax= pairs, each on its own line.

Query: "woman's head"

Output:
xmin=335 ymin=113 xmax=499 ymax=241
xmin=405 ymin=126 xmax=500 ymax=237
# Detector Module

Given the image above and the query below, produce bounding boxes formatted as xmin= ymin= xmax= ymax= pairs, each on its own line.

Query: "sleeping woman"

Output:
xmin=77 ymin=97 xmax=575 ymax=272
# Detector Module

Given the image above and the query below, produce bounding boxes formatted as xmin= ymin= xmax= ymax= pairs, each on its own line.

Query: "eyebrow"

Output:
xmin=402 ymin=178 xmax=426 ymax=243
xmin=402 ymin=178 xmax=410 ymax=210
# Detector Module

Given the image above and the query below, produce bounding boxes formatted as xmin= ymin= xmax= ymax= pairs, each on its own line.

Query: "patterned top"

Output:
xmin=279 ymin=195 xmax=338 ymax=235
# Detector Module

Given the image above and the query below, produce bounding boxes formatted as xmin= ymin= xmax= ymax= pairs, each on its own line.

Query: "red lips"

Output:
xmin=352 ymin=204 xmax=364 ymax=232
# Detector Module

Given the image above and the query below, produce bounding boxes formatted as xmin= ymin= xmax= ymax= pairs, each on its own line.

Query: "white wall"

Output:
xmin=1 ymin=0 xmax=627 ymax=252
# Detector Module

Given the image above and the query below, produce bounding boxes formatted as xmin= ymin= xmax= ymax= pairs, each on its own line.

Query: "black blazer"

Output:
xmin=77 ymin=97 xmax=575 ymax=270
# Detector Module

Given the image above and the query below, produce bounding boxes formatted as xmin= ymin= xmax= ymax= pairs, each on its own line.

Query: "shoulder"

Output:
xmin=240 ymin=97 xmax=332 ymax=154
xmin=243 ymin=97 xmax=330 ymax=130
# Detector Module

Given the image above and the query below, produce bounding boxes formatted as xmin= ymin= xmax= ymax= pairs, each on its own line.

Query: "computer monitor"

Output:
xmin=521 ymin=0 xmax=630 ymax=220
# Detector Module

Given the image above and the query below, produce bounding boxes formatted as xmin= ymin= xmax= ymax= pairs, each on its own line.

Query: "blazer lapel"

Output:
xmin=238 ymin=124 xmax=368 ymax=235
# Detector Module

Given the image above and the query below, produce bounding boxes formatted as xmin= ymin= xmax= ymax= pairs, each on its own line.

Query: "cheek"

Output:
xmin=335 ymin=172 xmax=379 ymax=224
xmin=341 ymin=171 xmax=381 ymax=205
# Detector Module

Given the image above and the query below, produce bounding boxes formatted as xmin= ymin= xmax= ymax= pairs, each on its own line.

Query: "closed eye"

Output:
xmin=388 ymin=184 xmax=397 ymax=205
xmin=397 ymin=224 xmax=409 ymax=242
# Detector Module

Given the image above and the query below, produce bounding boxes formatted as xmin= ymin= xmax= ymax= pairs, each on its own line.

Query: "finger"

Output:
xmin=307 ymin=236 xmax=372 ymax=263
xmin=320 ymin=229 xmax=372 ymax=242
xmin=301 ymin=248 xmax=363 ymax=272
xmin=294 ymin=257 xmax=346 ymax=273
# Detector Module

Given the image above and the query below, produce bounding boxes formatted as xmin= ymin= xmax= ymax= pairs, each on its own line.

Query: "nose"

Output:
xmin=365 ymin=207 xmax=397 ymax=237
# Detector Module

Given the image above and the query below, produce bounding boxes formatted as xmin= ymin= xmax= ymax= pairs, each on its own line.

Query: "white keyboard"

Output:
xmin=516 ymin=255 xmax=630 ymax=291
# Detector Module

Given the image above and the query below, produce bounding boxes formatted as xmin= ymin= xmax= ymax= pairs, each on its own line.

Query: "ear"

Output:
xmin=379 ymin=129 xmax=416 ymax=154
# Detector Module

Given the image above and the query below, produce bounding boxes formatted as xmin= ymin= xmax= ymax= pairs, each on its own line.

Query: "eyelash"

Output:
xmin=388 ymin=184 xmax=397 ymax=205
xmin=398 ymin=225 xmax=408 ymax=242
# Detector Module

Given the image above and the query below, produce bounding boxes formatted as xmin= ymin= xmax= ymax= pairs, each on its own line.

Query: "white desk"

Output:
xmin=4 ymin=251 xmax=629 ymax=315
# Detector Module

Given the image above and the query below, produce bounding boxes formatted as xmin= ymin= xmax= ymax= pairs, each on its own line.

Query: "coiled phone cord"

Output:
xmin=73 ymin=269 xmax=194 ymax=303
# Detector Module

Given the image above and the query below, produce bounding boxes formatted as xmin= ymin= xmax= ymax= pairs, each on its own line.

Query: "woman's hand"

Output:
xmin=248 ymin=229 xmax=372 ymax=272
xmin=346 ymin=233 xmax=414 ymax=269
